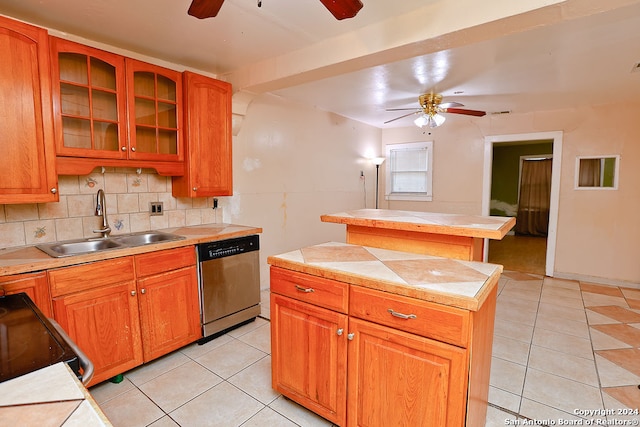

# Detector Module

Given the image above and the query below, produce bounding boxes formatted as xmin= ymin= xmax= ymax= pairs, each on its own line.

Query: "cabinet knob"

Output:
xmin=131 ymin=147 xmax=136 ymax=152
xmin=347 ymin=333 xmax=354 ymax=341
xmin=336 ymin=328 xmax=344 ymax=336
xmin=130 ymin=290 xmax=136 ymax=296
xmin=192 ymin=187 xmax=198 ymax=192
xmin=50 ymin=188 xmax=57 ymax=194
xmin=121 ymin=146 xmax=127 ymax=151
xmin=140 ymin=288 xmax=146 ymax=294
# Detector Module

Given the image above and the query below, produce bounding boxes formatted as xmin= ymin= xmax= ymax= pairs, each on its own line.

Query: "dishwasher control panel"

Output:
xmin=197 ymin=235 xmax=259 ymax=261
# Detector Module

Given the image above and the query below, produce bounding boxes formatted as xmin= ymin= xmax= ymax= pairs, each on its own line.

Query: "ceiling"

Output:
xmin=1 ymin=0 xmax=639 ymax=128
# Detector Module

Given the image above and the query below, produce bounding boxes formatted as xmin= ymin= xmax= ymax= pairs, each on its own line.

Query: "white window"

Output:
xmin=384 ymin=141 xmax=433 ymax=201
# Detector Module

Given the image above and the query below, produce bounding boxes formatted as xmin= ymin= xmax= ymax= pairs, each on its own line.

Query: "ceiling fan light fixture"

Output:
xmin=431 ymin=112 xmax=446 ymax=127
xmin=414 ymin=114 xmax=429 ymax=128
xmin=414 ymin=112 xmax=446 ymax=128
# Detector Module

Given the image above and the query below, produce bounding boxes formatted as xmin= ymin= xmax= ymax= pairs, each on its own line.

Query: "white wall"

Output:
xmin=222 ymin=94 xmax=383 ymax=288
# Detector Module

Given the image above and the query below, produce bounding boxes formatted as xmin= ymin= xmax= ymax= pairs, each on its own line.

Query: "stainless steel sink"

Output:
xmin=36 ymin=238 xmax=125 ymax=257
xmin=110 ymin=231 xmax=185 ymax=247
xmin=36 ymin=231 xmax=185 ymax=258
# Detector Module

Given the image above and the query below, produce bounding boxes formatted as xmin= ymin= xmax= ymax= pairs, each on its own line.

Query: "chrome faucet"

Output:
xmin=93 ymin=189 xmax=112 ymax=238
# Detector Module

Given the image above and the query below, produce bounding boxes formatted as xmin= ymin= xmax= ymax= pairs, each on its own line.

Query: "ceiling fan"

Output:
xmin=385 ymin=93 xmax=486 ymax=128
xmin=188 ymin=0 xmax=364 ymax=20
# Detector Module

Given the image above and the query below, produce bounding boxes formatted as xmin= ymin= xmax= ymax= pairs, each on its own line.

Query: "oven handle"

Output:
xmin=48 ymin=319 xmax=94 ymax=385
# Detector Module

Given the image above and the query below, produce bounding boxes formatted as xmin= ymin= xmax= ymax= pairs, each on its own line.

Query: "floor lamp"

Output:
xmin=372 ymin=157 xmax=385 ymax=208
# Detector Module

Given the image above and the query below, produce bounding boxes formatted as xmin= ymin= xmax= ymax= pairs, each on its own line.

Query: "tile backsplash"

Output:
xmin=0 ymin=168 xmax=220 ymax=249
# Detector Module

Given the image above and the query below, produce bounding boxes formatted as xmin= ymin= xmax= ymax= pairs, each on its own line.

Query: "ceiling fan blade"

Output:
xmin=384 ymin=111 xmax=419 ymax=124
xmin=188 ymin=0 xmax=225 ymax=19
xmin=443 ymin=108 xmax=486 ymax=117
xmin=319 ymin=0 xmax=364 ymax=20
xmin=385 ymin=108 xmax=420 ymax=112
xmin=439 ymin=101 xmax=464 ymax=109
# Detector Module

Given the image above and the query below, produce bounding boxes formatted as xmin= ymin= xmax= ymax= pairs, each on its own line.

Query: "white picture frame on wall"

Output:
xmin=574 ymin=155 xmax=620 ymax=190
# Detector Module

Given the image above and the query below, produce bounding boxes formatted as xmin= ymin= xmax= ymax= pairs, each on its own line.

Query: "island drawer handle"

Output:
xmin=387 ymin=309 xmax=417 ymax=320
xmin=294 ymin=285 xmax=315 ymax=293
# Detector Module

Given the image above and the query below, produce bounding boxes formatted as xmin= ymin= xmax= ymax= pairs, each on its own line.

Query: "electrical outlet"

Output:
xmin=150 ymin=202 xmax=163 ymax=216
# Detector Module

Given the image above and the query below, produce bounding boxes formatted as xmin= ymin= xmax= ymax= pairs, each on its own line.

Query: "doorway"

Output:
xmin=482 ymin=132 xmax=563 ymax=277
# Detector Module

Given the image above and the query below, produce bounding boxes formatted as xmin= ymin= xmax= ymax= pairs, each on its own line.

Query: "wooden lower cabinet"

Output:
xmin=271 ymin=293 xmax=348 ymax=425
xmin=49 ymin=246 xmax=200 ymax=386
xmin=270 ymin=266 xmax=496 ymax=427
xmin=347 ymin=317 xmax=467 ymax=427
xmin=137 ymin=264 xmax=200 ymax=361
xmin=0 ymin=272 xmax=53 ymax=317
xmin=52 ymin=279 xmax=143 ymax=386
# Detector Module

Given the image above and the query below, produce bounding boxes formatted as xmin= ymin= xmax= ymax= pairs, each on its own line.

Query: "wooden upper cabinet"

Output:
xmin=0 ymin=16 xmax=58 ymax=204
xmin=50 ymin=41 xmax=185 ymax=176
xmin=172 ymin=71 xmax=232 ymax=197
xmin=49 ymin=37 xmax=127 ymax=160
xmin=126 ymin=58 xmax=183 ymax=163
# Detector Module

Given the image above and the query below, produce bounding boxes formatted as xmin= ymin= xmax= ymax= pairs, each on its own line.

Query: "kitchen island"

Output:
xmin=321 ymin=208 xmax=515 ymax=261
xmin=268 ymin=241 xmax=501 ymax=426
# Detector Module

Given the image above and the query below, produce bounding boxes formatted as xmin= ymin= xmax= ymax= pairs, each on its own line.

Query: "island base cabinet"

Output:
xmin=52 ymin=281 xmax=143 ymax=386
xmin=346 ymin=317 xmax=467 ymax=427
xmin=270 ymin=293 xmax=348 ymax=426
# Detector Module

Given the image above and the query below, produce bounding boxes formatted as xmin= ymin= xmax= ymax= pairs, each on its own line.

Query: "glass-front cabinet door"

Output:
xmin=125 ymin=59 xmax=183 ymax=162
xmin=50 ymin=37 xmax=127 ymax=159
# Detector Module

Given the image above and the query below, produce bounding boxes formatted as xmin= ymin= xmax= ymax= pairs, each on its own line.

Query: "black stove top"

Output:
xmin=0 ymin=293 xmax=80 ymax=383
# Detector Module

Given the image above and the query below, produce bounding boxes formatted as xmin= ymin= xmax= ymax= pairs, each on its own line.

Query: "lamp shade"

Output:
xmin=372 ymin=157 xmax=385 ymax=166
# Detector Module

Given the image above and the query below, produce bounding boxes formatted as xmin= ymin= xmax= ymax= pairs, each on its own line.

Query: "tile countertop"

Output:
xmin=267 ymin=242 xmax=503 ymax=311
xmin=0 ymin=362 xmax=111 ymax=426
xmin=320 ymin=208 xmax=516 ymax=239
xmin=0 ymin=223 xmax=262 ymax=276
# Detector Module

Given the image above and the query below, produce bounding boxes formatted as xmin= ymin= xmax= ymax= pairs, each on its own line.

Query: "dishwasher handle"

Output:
xmin=48 ymin=318 xmax=94 ymax=385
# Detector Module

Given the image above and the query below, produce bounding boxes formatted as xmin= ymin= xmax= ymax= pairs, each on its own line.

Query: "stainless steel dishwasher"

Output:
xmin=196 ymin=235 xmax=261 ymax=342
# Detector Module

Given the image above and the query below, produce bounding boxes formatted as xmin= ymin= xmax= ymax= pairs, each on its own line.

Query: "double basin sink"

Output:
xmin=36 ymin=231 xmax=185 ymax=258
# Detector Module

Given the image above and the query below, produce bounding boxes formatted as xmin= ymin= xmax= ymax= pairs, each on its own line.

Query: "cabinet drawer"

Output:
xmin=349 ymin=285 xmax=470 ymax=347
xmin=135 ymin=246 xmax=196 ymax=278
xmin=270 ymin=267 xmax=348 ymax=314
xmin=49 ymin=257 xmax=135 ymax=297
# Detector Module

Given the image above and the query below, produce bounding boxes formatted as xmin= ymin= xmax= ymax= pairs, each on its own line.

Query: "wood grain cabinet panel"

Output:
xmin=0 ymin=272 xmax=53 ymax=317
xmin=52 ymin=277 xmax=143 ymax=386
xmin=271 ymin=293 xmax=348 ymax=426
xmin=172 ymin=71 xmax=232 ymax=197
xmin=0 ymin=16 xmax=58 ymax=204
xmin=349 ymin=285 xmax=470 ymax=347
xmin=137 ymin=264 xmax=200 ymax=361
xmin=270 ymin=266 xmax=349 ymax=313
xmin=50 ymin=246 xmax=199 ymax=386
xmin=347 ymin=317 xmax=467 ymax=427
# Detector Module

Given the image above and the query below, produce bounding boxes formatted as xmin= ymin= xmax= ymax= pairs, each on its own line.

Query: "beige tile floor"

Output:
xmin=90 ymin=278 xmax=640 ymax=426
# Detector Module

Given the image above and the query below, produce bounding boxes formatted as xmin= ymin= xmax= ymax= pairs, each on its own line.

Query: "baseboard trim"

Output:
xmin=553 ymin=271 xmax=640 ymax=290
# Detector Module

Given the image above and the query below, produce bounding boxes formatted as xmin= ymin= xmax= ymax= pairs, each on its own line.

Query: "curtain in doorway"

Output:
xmin=515 ymin=158 xmax=552 ymax=236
